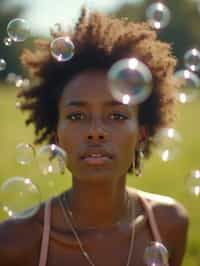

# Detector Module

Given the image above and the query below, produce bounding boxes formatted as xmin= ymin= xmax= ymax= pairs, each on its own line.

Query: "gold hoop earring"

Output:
xmin=133 ymin=142 xmax=145 ymax=177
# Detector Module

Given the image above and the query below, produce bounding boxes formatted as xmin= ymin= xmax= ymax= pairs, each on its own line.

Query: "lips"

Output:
xmin=80 ymin=148 xmax=113 ymax=166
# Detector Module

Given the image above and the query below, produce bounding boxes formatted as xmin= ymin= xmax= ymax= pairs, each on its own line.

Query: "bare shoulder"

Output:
xmin=127 ymin=187 xmax=189 ymax=265
xmin=139 ymin=189 xmax=189 ymax=230
xmin=0 ymin=204 xmax=44 ymax=266
xmin=127 ymin=187 xmax=189 ymax=227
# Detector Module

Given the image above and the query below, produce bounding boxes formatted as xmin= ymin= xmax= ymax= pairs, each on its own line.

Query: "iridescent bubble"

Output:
xmin=184 ymin=48 xmax=200 ymax=72
xmin=7 ymin=18 xmax=30 ymax=42
xmin=108 ymin=58 xmax=152 ymax=105
xmin=3 ymin=36 xmax=12 ymax=46
xmin=50 ymin=36 xmax=75 ymax=62
xmin=0 ymin=58 xmax=7 ymax=71
xmin=186 ymin=169 xmax=200 ymax=197
xmin=174 ymin=69 xmax=200 ymax=103
xmin=16 ymin=143 xmax=35 ymax=165
xmin=146 ymin=2 xmax=171 ymax=30
xmin=0 ymin=177 xmax=41 ymax=219
xmin=153 ymin=128 xmax=182 ymax=162
xmin=37 ymin=144 xmax=67 ymax=175
xmin=144 ymin=241 xmax=169 ymax=266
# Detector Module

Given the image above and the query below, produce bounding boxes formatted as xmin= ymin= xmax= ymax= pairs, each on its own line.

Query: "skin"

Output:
xmin=0 ymin=70 xmax=189 ymax=266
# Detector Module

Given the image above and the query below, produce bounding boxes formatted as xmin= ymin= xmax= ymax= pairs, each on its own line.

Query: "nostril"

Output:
xmin=87 ymin=135 xmax=104 ymax=140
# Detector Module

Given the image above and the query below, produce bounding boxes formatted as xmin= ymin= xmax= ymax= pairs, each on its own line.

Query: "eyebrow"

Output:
xmin=64 ymin=100 xmax=126 ymax=107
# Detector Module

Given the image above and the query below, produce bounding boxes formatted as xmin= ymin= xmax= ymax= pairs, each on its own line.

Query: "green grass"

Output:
xmin=0 ymin=84 xmax=200 ymax=266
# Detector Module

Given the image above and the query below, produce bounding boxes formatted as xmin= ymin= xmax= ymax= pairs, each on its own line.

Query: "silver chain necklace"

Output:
xmin=58 ymin=192 xmax=143 ymax=266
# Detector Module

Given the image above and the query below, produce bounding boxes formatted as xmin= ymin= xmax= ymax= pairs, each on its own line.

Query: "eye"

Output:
xmin=66 ymin=112 xmax=86 ymax=121
xmin=110 ymin=113 xmax=128 ymax=120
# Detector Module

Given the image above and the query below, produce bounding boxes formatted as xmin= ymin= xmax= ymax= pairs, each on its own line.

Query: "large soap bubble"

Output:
xmin=146 ymin=2 xmax=171 ymax=30
xmin=16 ymin=143 xmax=35 ymax=165
xmin=174 ymin=69 xmax=200 ymax=103
xmin=108 ymin=58 xmax=152 ymax=105
xmin=0 ymin=177 xmax=41 ymax=219
xmin=184 ymin=48 xmax=200 ymax=72
xmin=7 ymin=18 xmax=30 ymax=42
xmin=50 ymin=36 xmax=75 ymax=62
xmin=153 ymin=128 xmax=182 ymax=162
xmin=37 ymin=144 xmax=67 ymax=175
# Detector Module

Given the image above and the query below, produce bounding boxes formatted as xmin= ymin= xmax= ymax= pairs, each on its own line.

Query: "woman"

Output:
xmin=0 ymin=7 xmax=189 ymax=266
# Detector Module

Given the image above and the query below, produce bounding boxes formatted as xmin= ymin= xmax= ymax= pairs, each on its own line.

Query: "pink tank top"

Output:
xmin=38 ymin=192 xmax=162 ymax=266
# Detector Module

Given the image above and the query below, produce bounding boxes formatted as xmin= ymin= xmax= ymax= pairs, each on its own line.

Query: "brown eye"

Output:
xmin=110 ymin=113 xmax=128 ymax=120
xmin=66 ymin=112 xmax=85 ymax=121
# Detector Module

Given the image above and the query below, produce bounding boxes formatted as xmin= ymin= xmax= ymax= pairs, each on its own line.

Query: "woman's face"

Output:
xmin=57 ymin=69 xmax=139 ymax=182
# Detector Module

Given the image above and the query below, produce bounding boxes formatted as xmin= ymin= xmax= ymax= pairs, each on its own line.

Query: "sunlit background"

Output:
xmin=0 ymin=0 xmax=200 ymax=266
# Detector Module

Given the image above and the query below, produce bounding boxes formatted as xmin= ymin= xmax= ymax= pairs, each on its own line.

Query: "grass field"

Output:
xmin=0 ymin=83 xmax=200 ymax=265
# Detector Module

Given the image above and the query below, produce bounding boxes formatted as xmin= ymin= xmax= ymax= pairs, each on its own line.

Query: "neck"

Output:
xmin=64 ymin=175 xmax=132 ymax=229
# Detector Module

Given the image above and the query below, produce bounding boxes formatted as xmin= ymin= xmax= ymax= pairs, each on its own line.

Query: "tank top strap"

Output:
xmin=38 ymin=199 xmax=51 ymax=266
xmin=137 ymin=192 xmax=162 ymax=243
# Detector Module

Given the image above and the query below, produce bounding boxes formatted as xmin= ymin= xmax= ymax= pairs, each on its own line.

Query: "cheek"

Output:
xmin=57 ymin=122 xmax=78 ymax=151
xmin=113 ymin=121 xmax=139 ymax=157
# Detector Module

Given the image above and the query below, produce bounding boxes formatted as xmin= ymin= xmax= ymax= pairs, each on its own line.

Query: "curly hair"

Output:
xmin=17 ymin=7 xmax=179 ymax=172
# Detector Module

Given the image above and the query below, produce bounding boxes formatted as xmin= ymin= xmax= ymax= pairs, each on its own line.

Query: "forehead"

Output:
xmin=61 ymin=69 xmax=114 ymax=103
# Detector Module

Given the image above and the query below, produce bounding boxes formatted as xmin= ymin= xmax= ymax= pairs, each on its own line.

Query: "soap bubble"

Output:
xmin=146 ymin=2 xmax=171 ymax=30
xmin=108 ymin=58 xmax=152 ymax=105
xmin=153 ymin=128 xmax=182 ymax=162
xmin=186 ymin=169 xmax=200 ymax=197
xmin=7 ymin=18 xmax=30 ymax=42
xmin=3 ymin=37 xmax=12 ymax=46
xmin=16 ymin=143 xmax=35 ymax=165
xmin=15 ymin=76 xmax=24 ymax=88
xmin=144 ymin=241 xmax=169 ymax=266
xmin=0 ymin=58 xmax=7 ymax=71
xmin=174 ymin=69 xmax=200 ymax=103
xmin=0 ymin=177 xmax=41 ymax=219
xmin=184 ymin=48 xmax=200 ymax=72
xmin=37 ymin=144 xmax=67 ymax=175
xmin=50 ymin=36 xmax=75 ymax=62
xmin=6 ymin=72 xmax=17 ymax=84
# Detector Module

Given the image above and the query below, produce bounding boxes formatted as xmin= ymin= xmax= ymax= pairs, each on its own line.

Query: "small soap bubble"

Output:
xmin=174 ymin=69 xmax=200 ymax=103
xmin=15 ymin=76 xmax=24 ymax=88
xmin=3 ymin=36 xmax=12 ymax=46
xmin=7 ymin=18 xmax=30 ymax=42
xmin=0 ymin=58 xmax=7 ymax=71
xmin=50 ymin=36 xmax=75 ymax=62
xmin=186 ymin=169 xmax=200 ymax=197
xmin=37 ymin=144 xmax=67 ymax=175
xmin=6 ymin=72 xmax=17 ymax=84
xmin=184 ymin=48 xmax=200 ymax=72
xmin=108 ymin=58 xmax=152 ymax=105
xmin=144 ymin=241 xmax=169 ymax=266
xmin=0 ymin=176 xmax=41 ymax=219
xmin=153 ymin=128 xmax=182 ymax=162
xmin=146 ymin=2 xmax=171 ymax=30
xmin=16 ymin=143 xmax=35 ymax=165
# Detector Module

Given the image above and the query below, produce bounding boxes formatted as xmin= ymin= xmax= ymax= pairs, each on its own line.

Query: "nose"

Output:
xmin=87 ymin=118 xmax=109 ymax=141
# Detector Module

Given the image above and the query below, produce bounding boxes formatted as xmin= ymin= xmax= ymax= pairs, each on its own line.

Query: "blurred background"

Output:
xmin=0 ymin=0 xmax=200 ymax=265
